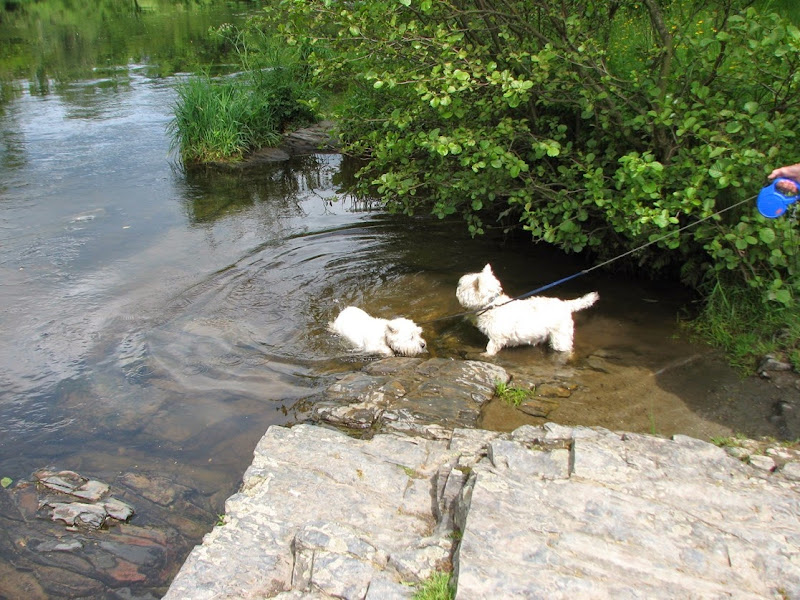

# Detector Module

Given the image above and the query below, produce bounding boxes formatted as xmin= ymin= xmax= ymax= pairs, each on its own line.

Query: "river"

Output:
xmin=0 ymin=2 xmax=797 ymax=597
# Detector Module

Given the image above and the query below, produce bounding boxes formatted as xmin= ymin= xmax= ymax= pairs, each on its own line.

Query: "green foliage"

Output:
xmin=260 ymin=0 xmax=800 ymax=327
xmin=710 ymin=432 xmax=748 ymax=447
xmin=494 ymin=381 xmax=534 ymax=407
xmin=413 ymin=572 xmax=454 ymax=600
xmin=211 ymin=22 xmax=320 ymax=127
xmin=687 ymin=272 xmax=800 ymax=371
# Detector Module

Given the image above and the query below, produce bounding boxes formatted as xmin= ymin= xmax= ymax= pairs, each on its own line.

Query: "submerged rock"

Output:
xmin=34 ymin=469 xmax=134 ymax=530
xmin=0 ymin=468 xmax=212 ymax=599
xmin=312 ymin=357 xmax=509 ymax=437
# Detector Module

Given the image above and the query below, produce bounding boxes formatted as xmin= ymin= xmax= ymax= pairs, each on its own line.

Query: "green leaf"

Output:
xmin=759 ymin=228 xmax=776 ymax=243
xmin=774 ymin=289 xmax=792 ymax=305
xmin=0 ymin=477 xmax=11 ymax=488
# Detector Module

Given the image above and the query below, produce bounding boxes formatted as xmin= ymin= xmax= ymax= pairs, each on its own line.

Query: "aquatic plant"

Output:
xmin=168 ymin=74 xmax=280 ymax=163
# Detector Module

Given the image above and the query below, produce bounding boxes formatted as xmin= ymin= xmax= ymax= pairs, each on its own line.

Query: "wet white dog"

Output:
xmin=329 ymin=306 xmax=427 ymax=357
xmin=456 ymin=264 xmax=598 ymax=356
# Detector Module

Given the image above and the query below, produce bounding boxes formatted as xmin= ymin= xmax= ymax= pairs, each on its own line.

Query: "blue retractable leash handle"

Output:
xmin=757 ymin=177 xmax=800 ymax=218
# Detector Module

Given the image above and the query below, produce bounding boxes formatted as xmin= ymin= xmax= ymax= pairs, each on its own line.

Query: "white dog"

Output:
xmin=329 ymin=306 xmax=427 ymax=357
xmin=456 ymin=264 xmax=598 ymax=356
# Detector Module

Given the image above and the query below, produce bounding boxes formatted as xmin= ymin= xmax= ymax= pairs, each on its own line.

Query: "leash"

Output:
xmin=420 ymin=195 xmax=756 ymax=325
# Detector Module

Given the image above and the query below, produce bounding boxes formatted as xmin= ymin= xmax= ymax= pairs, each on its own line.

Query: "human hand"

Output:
xmin=768 ymin=163 xmax=800 ymax=181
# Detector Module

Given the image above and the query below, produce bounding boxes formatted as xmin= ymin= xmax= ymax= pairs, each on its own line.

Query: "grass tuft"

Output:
xmin=494 ymin=380 xmax=535 ymax=407
xmin=413 ymin=572 xmax=454 ymax=600
xmin=686 ymin=277 xmax=800 ymax=374
xmin=168 ymin=74 xmax=281 ymax=164
xmin=167 ymin=32 xmax=320 ymax=165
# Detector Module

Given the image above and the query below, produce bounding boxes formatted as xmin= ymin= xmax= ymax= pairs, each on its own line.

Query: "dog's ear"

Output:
xmin=386 ymin=322 xmax=398 ymax=334
xmin=482 ymin=264 xmax=493 ymax=274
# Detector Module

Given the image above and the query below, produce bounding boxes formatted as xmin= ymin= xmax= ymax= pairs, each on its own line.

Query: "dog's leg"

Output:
xmin=548 ymin=325 xmax=574 ymax=354
xmin=484 ymin=340 xmax=502 ymax=356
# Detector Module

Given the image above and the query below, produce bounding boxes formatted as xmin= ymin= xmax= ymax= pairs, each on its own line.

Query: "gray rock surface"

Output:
xmin=164 ymin=422 xmax=800 ymax=599
xmin=313 ymin=357 xmax=508 ymax=438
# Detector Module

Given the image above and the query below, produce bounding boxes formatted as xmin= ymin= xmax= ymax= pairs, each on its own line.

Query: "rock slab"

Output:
xmin=313 ymin=357 xmax=509 ymax=437
xmin=164 ymin=422 xmax=800 ymax=599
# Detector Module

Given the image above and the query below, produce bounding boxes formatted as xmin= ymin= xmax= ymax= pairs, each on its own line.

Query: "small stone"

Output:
xmin=748 ymin=454 xmax=776 ymax=472
xmin=725 ymin=447 xmax=750 ymax=460
xmin=49 ymin=502 xmax=108 ymax=528
xmin=36 ymin=538 xmax=83 ymax=552
xmin=765 ymin=447 xmax=793 ymax=460
xmin=104 ymin=498 xmax=135 ymax=522
xmin=535 ymin=383 xmax=575 ymax=398
xmin=518 ymin=398 xmax=558 ymax=418
xmin=780 ymin=461 xmax=800 ymax=481
xmin=38 ymin=471 xmax=85 ymax=494
xmin=71 ymin=480 xmax=110 ymax=502
xmin=758 ymin=356 xmax=793 ymax=373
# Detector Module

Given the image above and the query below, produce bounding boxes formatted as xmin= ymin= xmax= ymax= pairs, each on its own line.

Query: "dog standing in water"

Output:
xmin=456 ymin=264 xmax=598 ymax=356
xmin=330 ymin=306 xmax=427 ymax=357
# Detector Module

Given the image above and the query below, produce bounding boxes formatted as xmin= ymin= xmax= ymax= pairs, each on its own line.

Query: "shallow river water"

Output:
xmin=1 ymin=21 xmax=798 ymax=600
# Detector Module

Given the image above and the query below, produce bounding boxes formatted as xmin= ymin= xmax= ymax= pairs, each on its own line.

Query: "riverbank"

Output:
xmin=164 ymin=357 xmax=800 ymax=599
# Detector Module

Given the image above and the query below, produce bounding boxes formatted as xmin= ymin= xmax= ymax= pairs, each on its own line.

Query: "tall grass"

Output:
xmin=168 ymin=24 xmax=321 ymax=165
xmin=168 ymin=74 xmax=281 ymax=164
xmin=688 ymin=276 xmax=800 ymax=373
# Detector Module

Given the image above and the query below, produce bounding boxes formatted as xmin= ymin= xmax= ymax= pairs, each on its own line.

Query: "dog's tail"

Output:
xmin=565 ymin=291 xmax=599 ymax=313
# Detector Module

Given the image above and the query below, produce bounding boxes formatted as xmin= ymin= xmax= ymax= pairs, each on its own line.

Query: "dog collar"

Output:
xmin=477 ymin=294 xmax=501 ymax=314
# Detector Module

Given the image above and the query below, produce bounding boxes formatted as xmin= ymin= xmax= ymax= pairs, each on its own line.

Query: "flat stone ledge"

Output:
xmin=164 ymin=422 xmax=800 ymax=600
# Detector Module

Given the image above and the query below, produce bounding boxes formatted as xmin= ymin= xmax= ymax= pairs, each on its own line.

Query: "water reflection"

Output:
xmin=180 ymin=155 xmax=355 ymax=224
xmin=0 ymin=0 xmax=262 ymax=89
